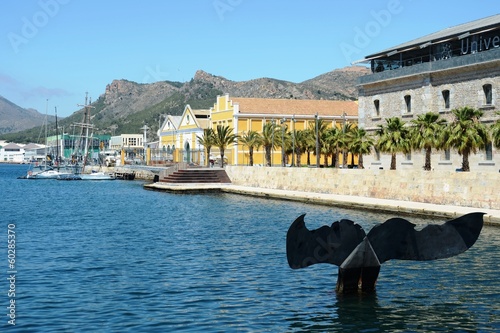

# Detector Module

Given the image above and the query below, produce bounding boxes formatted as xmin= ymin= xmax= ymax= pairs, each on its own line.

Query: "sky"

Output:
xmin=1 ymin=0 xmax=499 ymax=117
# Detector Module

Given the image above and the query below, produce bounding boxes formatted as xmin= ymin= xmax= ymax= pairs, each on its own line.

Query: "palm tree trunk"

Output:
xmin=424 ymin=147 xmax=432 ymax=171
xmin=307 ymin=151 xmax=310 ymax=166
xmin=206 ymin=147 xmax=211 ymax=167
xmin=265 ymin=146 xmax=271 ymax=166
xmin=390 ymin=153 xmax=397 ymax=170
xmin=249 ymin=147 xmax=254 ymax=166
xmin=359 ymin=154 xmax=364 ymax=169
xmin=462 ymin=149 xmax=470 ymax=171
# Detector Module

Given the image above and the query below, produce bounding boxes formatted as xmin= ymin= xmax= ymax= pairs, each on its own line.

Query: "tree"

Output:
xmin=443 ymin=106 xmax=490 ymax=172
xmin=310 ymin=118 xmax=328 ymax=167
xmin=377 ymin=117 xmax=411 ymax=170
xmin=293 ymin=129 xmax=308 ymax=167
xmin=339 ymin=122 xmax=355 ymax=168
xmin=213 ymin=125 xmax=238 ymax=168
xmin=197 ymin=128 xmax=215 ymax=167
xmin=323 ymin=126 xmax=341 ymax=167
xmin=491 ymin=111 xmax=500 ymax=149
xmin=347 ymin=127 xmax=374 ymax=169
xmin=302 ymin=128 xmax=316 ymax=166
xmin=238 ymin=130 xmax=263 ymax=166
xmin=410 ymin=112 xmax=447 ymax=171
xmin=261 ymin=121 xmax=279 ymax=166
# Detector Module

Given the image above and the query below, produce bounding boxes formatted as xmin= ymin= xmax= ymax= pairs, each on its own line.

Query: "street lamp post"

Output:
xmin=280 ymin=118 xmax=286 ymax=167
xmin=342 ymin=112 xmax=347 ymax=169
xmin=141 ymin=124 xmax=149 ymax=164
xmin=315 ymin=113 xmax=320 ymax=168
xmin=271 ymin=119 xmax=275 ymax=167
xmin=291 ymin=116 xmax=296 ymax=167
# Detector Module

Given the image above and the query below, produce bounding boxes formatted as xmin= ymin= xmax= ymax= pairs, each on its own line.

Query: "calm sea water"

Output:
xmin=1 ymin=164 xmax=499 ymax=332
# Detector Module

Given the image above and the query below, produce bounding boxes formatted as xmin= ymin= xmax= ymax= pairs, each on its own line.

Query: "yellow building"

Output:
xmin=158 ymin=105 xmax=210 ymax=164
xmin=210 ymin=94 xmax=359 ymax=166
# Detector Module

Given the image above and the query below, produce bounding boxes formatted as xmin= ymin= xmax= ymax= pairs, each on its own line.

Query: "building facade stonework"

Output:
xmin=357 ymin=15 xmax=500 ymax=172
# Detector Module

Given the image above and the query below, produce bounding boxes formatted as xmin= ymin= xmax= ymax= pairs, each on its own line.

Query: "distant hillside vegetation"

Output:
xmin=0 ymin=66 xmax=370 ymax=143
xmin=0 ymin=96 xmax=57 ymax=136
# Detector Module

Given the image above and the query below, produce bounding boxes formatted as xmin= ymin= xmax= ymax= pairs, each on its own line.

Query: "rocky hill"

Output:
xmin=0 ymin=96 xmax=56 ymax=135
xmin=0 ymin=66 xmax=370 ymax=143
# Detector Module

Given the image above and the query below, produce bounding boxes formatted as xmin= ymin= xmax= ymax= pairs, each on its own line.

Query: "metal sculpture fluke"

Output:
xmin=286 ymin=212 xmax=484 ymax=293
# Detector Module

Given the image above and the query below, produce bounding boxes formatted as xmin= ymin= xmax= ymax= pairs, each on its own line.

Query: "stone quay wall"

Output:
xmin=225 ymin=166 xmax=500 ymax=210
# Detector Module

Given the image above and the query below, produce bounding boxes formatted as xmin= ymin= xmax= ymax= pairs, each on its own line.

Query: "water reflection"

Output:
xmin=286 ymin=284 xmax=491 ymax=333
xmin=1 ymin=164 xmax=499 ymax=332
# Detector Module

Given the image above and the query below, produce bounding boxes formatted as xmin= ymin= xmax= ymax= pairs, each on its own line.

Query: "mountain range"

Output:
xmin=0 ymin=66 xmax=370 ymax=143
xmin=0 ymin=96 xmax=57 ymax=135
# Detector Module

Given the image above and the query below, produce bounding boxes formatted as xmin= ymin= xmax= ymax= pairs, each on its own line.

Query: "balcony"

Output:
xmin=359 ymin=47 xmax=500 ymax=85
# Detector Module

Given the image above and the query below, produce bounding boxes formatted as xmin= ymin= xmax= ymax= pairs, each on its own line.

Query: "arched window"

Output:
xmin=443 ymin=149 xmax=451 ymax=161
xmin=483 ymin=84 xmax=493 ymax=105
xmin=485 ymin=142 xmax=493 ymax=161
xmin=404 ymin=95 xmax=411 ymax=113
xmin=373 ymin=99 xmax=380 ymax=116
xmin=442 ymin=90 xmax=450 ymax=109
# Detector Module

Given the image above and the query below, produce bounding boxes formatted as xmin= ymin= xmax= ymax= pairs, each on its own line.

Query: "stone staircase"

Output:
xmin=160 ymin=168 xmax=231 ymax=184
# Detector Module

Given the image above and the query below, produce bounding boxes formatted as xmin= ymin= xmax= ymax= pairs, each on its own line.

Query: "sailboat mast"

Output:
xmin=44 ymin=99 xmax=48 ymax=166
xmin=55 ymin=106 xmax=59 ymax=170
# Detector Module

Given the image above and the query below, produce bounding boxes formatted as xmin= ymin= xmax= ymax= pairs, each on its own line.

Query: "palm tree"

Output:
xmin=410 ymin=112 xmax=447 ymax=171
xmin=377 ymin=117 xmax=411 ymax=170
xmin=323 ymin=126 xmax=341 ymax=167
xmin=339 ymin=123 xmax=355 ymax=168
xmin=302 ymin=128 xmax=316 ymax=166
xmin=347 ymin=127 xmax=374 ymax=169
xmin=443 ymin=106 xmax=490 ymax=172
xmin=310 ymin=118 xmax=328 ymax=167
xmin=279 ymin=126 xmax=292 ymax=166
xmin=213 ymin=125 xmax=238 ymax=167
xmin=293 ymin=129 xmax=308 ymax=167
xmin=261 ymin=121 xmax=279 ymax=166
xmin=239 ymin=130 xmax=263 ymax=166
xmin=491 ymin=111 xmax=500 ymax=149
xmin=197 ymin=128 xmax=215 ymax=167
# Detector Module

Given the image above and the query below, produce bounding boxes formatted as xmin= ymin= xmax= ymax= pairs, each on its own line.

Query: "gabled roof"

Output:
xmin=23 ymin=143 xmax=42 ymax=150
xmin=178 ymin=105 xmax=210 ymax=130
xmin=230 ymin=98 xmax=358 ymax=117
xmin=2 ymin=143 xmax=22 ymax=149
xmin=363 ymin=14 xmax=500 ymax=59
xmin=162 ymin=115 xmax=182 ymax=131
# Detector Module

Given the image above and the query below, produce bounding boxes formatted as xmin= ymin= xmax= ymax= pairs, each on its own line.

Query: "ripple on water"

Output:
xmin=1 ymin=164 xmax=499 ymax=332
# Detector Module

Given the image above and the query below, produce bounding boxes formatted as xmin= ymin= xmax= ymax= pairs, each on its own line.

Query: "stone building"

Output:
xmin=357 ymin=14 xmax=500 ymax=171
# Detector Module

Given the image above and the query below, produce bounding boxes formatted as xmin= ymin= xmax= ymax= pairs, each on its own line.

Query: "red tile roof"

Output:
xmin=230 ymin=98 xmax=358 ymax=117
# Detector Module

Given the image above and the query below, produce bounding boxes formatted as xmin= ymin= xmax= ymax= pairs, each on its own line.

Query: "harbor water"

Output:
xmin=1 ymin=164 xmax=499 ymax=332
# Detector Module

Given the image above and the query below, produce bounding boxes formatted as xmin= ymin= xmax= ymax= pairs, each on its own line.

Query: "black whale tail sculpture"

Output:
xmin=286 ymin=212 xmax=484 ymax=294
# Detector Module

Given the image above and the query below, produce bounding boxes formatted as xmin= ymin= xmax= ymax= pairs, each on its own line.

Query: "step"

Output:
xmin=160 ymin=168 xmax=231 ymax=184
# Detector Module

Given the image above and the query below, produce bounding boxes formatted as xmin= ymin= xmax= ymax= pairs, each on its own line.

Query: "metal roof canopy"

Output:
xmin=354 ymin=14 xmax=500 ymax=64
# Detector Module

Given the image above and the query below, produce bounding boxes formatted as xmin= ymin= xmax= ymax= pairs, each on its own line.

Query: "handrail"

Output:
xmin=160 ymin=162 xmax=189 ymax=179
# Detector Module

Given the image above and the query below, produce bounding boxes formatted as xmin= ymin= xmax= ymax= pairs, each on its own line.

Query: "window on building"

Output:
xmin=443 ymin=149 xmax=451 ymax=161
xmin=486 ymin=142 xmax=493 ymax=161
xmin=404 ymin=95 xmax=411 ymax=113
xmin=374 ymin=99 xmax=380 ymax=116
xmin=483 ymin=84 xmax=492 ymax=105
xmin=442 ymin=90 xmax=450 ymax=109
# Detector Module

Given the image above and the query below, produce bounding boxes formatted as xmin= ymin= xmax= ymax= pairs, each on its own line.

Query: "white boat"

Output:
xmin=79 ymin=171 xmax=116 ymax=180
xmin=57 ymin=170 xmax=116 ymax=181
xmin=27 ymin=167 xmax=74 ymax=179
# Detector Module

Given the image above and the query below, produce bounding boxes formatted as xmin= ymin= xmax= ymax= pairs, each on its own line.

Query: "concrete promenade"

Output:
xmin=144 ymin=182 xmax=500 ymax=226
